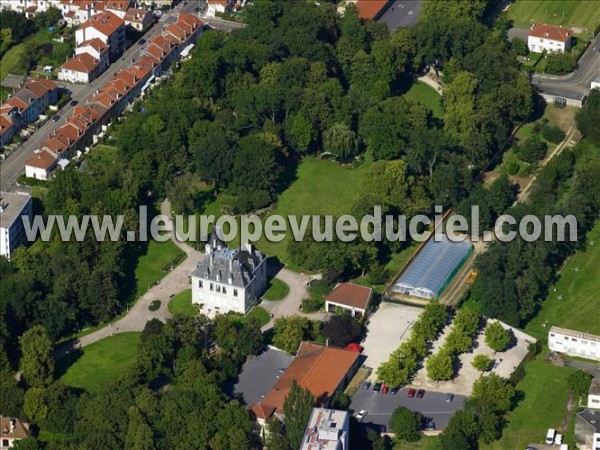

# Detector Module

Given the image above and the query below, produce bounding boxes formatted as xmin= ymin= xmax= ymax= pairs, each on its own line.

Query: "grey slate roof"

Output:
xmin=191 ymin=234 xmax=265 ymax=289
xmin=578 ymin=409 xmax=600 ymax=433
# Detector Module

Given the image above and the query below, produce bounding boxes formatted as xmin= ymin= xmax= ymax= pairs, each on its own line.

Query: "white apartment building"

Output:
xmin=75 ymin=38 xmax=110 ymax=71
xmin=0 ymin=192 xmax=33 ymax=260
xmin=549 ymin=326 xmax=600 ymax=361
xmin=528 ymin=24 xmax=573 ymax=54
xmin=75 ymin=11 xmax=126 ymax=61
xmin=301 ymin=408 xmax=349 ymax=450
xmin=589 ymin=379 xmax=600 ymax=410
xmin=190 ymin=232 xmax=267 ymax=316
xmin=575 ymin=409 xmax=600 ymax=450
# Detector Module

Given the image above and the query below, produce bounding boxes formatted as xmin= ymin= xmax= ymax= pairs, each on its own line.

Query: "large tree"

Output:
xmin=576 ymin=88 xmax=600 ymax=145
xmin=283 ymin=382 xmax=314 ymax=449
xmin=389 ymin=406 xmax=422 ymax=442
xmin=321 ymin=314 xmax=362 ymax=348
xmin=484 ymin=322 xmax=512 ymax=352
xmin=19 ymin=325 xmax=54 ymax=388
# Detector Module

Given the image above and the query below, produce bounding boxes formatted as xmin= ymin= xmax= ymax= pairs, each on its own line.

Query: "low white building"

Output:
xmin=575 ymin=409 xmax=600 ymax=450
xmin=549 ymin=326 xmax=600 ymax=361
xmin=58 ymin=52 xmax=101 ymax=84
xmin=25 ymin=149 xmax=58 ymax=181
xmin=190 ymin=232 xmax=267 ymax=316
xmin=0 ymin=192 xmax=33 ymax=260
xmin=301 ymin=408 xmax=349 ymax=450
xmin=206 ymin=0 xmax=229 ymax=17
xmin=75 ymin=38 xmax=110 ymax=72
xmin=592 ymin=75 xmax=600 ymax=91
xmin=589 ymin=379 xmax=600 ymax=410
xmin=528 ymin=24 xmax=573 ymax=54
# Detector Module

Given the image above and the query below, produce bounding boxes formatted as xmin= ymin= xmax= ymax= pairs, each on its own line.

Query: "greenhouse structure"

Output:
xmin=392 ymin=234 xmax=473 ymax=299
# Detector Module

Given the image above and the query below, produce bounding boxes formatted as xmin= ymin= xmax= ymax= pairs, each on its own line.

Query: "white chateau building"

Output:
xmin=527 ymin=24 xmax=573 ymax=54
xmin=190 ymin=233 xmax=267 ymax=316
xmin=549 ymin=326 xmax=600 ymax=361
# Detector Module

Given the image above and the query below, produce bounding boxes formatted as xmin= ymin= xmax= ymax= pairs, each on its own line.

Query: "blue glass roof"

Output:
xmin=393 ymin=235 xmax=473 ymax=298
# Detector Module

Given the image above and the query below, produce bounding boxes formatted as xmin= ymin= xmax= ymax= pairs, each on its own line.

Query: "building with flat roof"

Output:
xmin=548 ymin=326 xmax=600 ymax=362
xmin=392 ymin=234 xmax=473 ymax=299
xmin=588 ymin=378 xmax=600 ymax=410
xmin=325 ymin=282 xmax=373 ymax=318
xmin=252 ymin=342 xmax=360 ymax=425
xmin=0 ymin=192 xmax=32 ymax=260
xmin=575 ymin=409 xmax=600 ymax=450
xmin=301 ymin=408 xmax=349 ymax=450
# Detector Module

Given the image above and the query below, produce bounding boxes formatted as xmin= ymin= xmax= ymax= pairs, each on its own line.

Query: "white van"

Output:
xmin=560 ymin=444 xmax=569 ymax=450
xmin=546 ymin=428 xmax=556 ymax=445
xmin=554 ymin=433 xmax=563 ymax=445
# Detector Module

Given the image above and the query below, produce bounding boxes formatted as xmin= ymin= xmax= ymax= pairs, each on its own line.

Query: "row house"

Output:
xmin=58 ymin=52 xmax=102 ymax=83
xmin=0 ymin=79 xmax=58 ymax=146
xmin=25 ymin=13 xmax=203 ymax=180
xmin=124 ymin=7 xmax=153 ymax=31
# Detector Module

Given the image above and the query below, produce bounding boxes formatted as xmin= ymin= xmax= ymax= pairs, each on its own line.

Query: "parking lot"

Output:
xmin=350 ymin=385 xmax=466 ymax=431
xmin=361 ymin=302 xmax=423 ymax=377
xmin=234 ymin=347 xmax=292 ymax=405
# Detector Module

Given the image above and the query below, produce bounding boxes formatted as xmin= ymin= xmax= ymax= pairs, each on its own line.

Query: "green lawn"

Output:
xmin=263 ymin=278 xmax=290 ymax=301
xmin=1 ymin=43 xmax=29 ymax=81
xmin=245 ymin=306 xmax=270 ymax=326
xmin=59 ymin=333 xmax=141 ymax=393
xmin=525 ymin=221 xmax=600 ymax=340
xmin=507 ymin=1 xmax=600 ymax=34
xmin=255 ymin=155 xmax=374 ymax=264
xmin=134 ymin=239 xmax=185 ymax=299
xmin=168 ymin=289 xmax=198 ymax=317
xmin=404 ymin=81 xmax=444 ymax=119
xmin=481 ymin=349 xmax=576 ymax=450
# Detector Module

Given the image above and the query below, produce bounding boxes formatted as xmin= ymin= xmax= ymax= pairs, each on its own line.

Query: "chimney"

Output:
xmin=9 ymin=418 xmax=15 ymax=433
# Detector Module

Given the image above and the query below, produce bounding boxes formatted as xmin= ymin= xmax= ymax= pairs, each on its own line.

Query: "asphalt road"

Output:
xmin=378 ymin=0 xmax=421 ymax=31
xmin=532 ymin=32 xmax=600 ymax=100
xmin=0 ymin=0 xmax=248 ymax=192
xmin=350 ymin=386 xmax=466 ymax=431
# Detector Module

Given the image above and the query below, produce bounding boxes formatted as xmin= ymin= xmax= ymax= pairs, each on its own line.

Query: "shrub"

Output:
xmin=148 ymin=300 xmax=161 ymax=311
xmin=484 ymin=322 xmax=512 ymax=352
xmin=472 ymin=354 xmax=493 ymax=372
xmin=516 ymin=135 xmax=548 ymax=163
xmin=301 ymin=297 xmax=324 ymax=313
xmin=506 ymin=160 xmax=519 ymax=175
xmin=541 ymin=124 xmax=566 ymax=144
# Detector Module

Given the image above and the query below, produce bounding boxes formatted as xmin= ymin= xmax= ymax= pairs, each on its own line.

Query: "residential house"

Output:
xmin=191 ymin=231 xmax=267 ymax=316
xmin=355 ymin=0 xmax=391 ymax=20
xmin=528 ymin=24 xmax=573 ymax=53
xmin=75 ymin=38 xmax=110 ymax=72
xmin=325 ymin=282 xmax=373 ymax=318
xmin=300 ymin=408 xmax=350 ymax=450
xmin=76 ymin=10 xmax=126 ymax=61
xmin=548 ymin=326 xmax=600 ymax=361
xmin=0 ymin=192 xmax=33 ymax=260
xmin=105 ymin=0 xmax=131 ymax=18
xmin=251 ymin=342 xmax=361 ymax=426
xmin=0 ymin=417 xmax=31 ymax=449
xmin=124 ymin=7 xmax=153 ymax=31
xmin=575 ymin=409 xmax=600 ymax=450
xmin=589 ymin=379 xmax=600 ymax=410
xmin=59 ymin=52 xmax=102 ymax=83
xmin=206 ymin=0 xmax=229 ymax=17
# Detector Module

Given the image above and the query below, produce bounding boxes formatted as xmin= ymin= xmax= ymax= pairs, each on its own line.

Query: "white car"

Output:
xmin=355 ymin=410 xmax=367 ymax=421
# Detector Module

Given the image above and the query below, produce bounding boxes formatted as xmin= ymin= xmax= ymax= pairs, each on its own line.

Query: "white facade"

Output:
xmin=549 ymin=326 xmax=600 ymax=361
xmin=589 ymin=379 xmax=600 ymax=410
xmin=206 ymin=0 xmax=227 ymax=17
xmin=527 ymin=25 xmax=573 ymax=54
xmin=301 ymin=408 xmax=349 ymax=450
xmin=190 ymin=236 xmax=267 ymax=317
xmin=0 ymin=192 xmax=33 ymax=260
xmin=528 ymin=35 xmax=571 ymax=53
xmin=58 ymin=67 xmax=93 ymax=84
xmin=592 ymin=76 xmax=600 ymax=91
xmin=75 ymin=44 xmax=109 ymax=72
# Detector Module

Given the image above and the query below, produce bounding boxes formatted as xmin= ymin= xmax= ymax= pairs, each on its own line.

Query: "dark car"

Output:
xmin=425 ymin=421 xmax=435 ymax=431
xmin=372 ymin=382 xmax=382 ymax=392
xmin=362 ymin=381 xmax=371 ymax=390
xmin=407 ymin=388 xmax=416 ymax=398
xmin=390 ymin=387 xmax=399 ymax=395
xmin=416 ymin=389 xmax=425 ymax=398
xmin=52 ymin=115 xmax=60 ymax=122
xmin=69 ymin=100 xmax=78 ymax=107
xmin=138 ymin=38 xmax=146 ymax=45
xmin=445 ymin=393 xmax=454 ymax=403
xmin=381 ymin=384 xmax=389 ymax=394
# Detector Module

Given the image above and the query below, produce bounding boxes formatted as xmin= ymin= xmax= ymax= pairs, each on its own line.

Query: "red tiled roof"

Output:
xmin=355 ymin=0 xmax=389 ymax=19
xmin=80 ymin=11 xmax=124 ymax=37
xmin=124 ymin=7 xmax=150 ymax=22
xmin=62 ymin=52 xmax=99 ymax=74
xmin=26 ymin=150 xmax=57 ymax=170
xmin=105 ymin=0 xmax=130 ymax=11
xmin=528 ymin=24 xmax=573 ymax=42
xmin=5 ymin=97 xmax=29 ymax=112
xmin=256 ymin=342 xmax=359 ymax=419
xmin=0 ymin=115 xmax=14 ymax=135
xmin=26 ymin=5 xmax=38 ymax=13
xmin=78 ymin=37 xmax=108 ymax=52
xmin=0 ymin=418 xmax=30 ymax=440
xmin=251 ymin=403 xmax=276 ymax=420
xmin=33 ymin=78 xmax=58 ymax=92
xmin=325 ymin=283 xmax=372 ymax=310
xmin=43 ymin=136 xmax=69 ymax=153
xmin=23 ymin=78 xmax=56 ymax=98
xmin=165 ymin=23 xmax=186 ymax=43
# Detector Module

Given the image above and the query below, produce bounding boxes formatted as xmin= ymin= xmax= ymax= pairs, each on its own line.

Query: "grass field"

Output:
xmin=507 ymin=0 xmax=600 ymax=34
xmin=263 ymin=278 xmax=290 ymax=301
xmin=404 ymin=81 xmax=444 ymax=119
xmin=525 ymin=221 xmax=600 ymax=340
xmin=255 ymin=155 xmax=374 ymax=264
xmin=245 ymin=306 xmax=270 ymax=326
xmin=168 ymin=289 xmax=197 ymax=317
xmin=481 ymin=349 xmax=576 ymax=450
xmin=134 ymin=239 xmax=185 ymax=299
xmin=59 ymin=333 xmax=141 ymax=393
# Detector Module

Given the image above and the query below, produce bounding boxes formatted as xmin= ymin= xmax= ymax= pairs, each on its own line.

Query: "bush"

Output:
xmin=390 ymin=406 xmax=422 ymax=442
xmin=506 ymin=160 xmax=519 ymax=175
xmin=541 ymin=124 xmax=566 ymax=144
xmin=516 ymin=135 xmax=548 ymax=163
xmin=511 ymin=38 xmax=528 ymax=56
xmin=545 ymin=52 xmax=576 ymax=74
xmin=484 ymin=322 xmax=512 ymax=352
xmin=472 ymin=354 xmax=493 ymax=372
xmin=301 ymin=297 xmax=324 ymax=313
xmin=148 ymin=300 xmax=161 ymax=311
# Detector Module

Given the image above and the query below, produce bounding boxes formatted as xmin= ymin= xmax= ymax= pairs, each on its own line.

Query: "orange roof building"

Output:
xmin=325 ymin=282 xmax=373 ymax=318
xmin=355 ymin=0 xmax=391 ymax=20
xmin=527 ymin=24 xmax=574 ymax=53
xmin=252 ymin=342 xmax=360 ymax=421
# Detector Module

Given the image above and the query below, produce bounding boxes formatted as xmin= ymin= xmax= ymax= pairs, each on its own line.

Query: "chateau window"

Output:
xmin=222 ymin=287 xmax=226 ymax=295
xmin=210 ymin=283 xmax=214 ymax=291
xmin=233 ymin=289 xmax=238 ymax=297
xmin=198 ymin=280 xmax=203 ymax=288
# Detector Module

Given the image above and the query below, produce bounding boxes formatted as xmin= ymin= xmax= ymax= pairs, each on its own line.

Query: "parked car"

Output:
xmin=372 ymin=382 xmax=382 ymax=392
xmin=138 ymin=38 xmax=146 ymax=45
xmin=362 ymin=381 xmax=371 ymax=389
xmin=69 ymin=100 xmax=78 ymax=107
xmin=416 ymin=389 xmax=425 ymax=398
xmin=425 ymin=421 xmax=435 ymax=431
xmin=355 ymin=410 xmax=367 ymax=421
xmin=52 ymin=115 xmax=60 ymax=122
xmin=390 ymin=387 xmax=399 ymax=395
xmin=445 ymin=393 xmax=454 ymax=403
xmin=407 ymin=388 xmax=416 ymax=398
xmin=381 ymin=384 xmax=389 ymax=394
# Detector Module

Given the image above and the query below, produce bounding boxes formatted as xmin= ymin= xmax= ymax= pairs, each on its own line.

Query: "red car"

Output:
xmin=407 ymin=388 xmax=416 ymax=398
xmin=416 ymin=389 xmax=426 ymax=398
xmin=381 ymin=384 xmax=389 ymax=394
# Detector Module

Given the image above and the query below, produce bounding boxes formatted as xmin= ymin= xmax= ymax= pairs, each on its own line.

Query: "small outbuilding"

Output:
xmin=325 ymin=282 xmax=373 ymax=318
